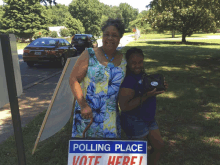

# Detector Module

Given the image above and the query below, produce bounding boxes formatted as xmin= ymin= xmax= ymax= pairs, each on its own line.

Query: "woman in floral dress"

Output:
xmin=69 ymin=19 xmax=126 ymax=138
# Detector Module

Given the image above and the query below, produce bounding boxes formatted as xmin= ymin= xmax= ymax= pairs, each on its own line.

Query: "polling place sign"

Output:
xmin=68 ymin=140 xmax=147 ymax=165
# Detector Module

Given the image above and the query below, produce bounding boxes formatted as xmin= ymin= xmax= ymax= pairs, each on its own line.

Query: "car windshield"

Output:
xmin=73 ymin=35 xmax=87 ymax=40
xmin=30 ymin=38 xmax=58 ymax=46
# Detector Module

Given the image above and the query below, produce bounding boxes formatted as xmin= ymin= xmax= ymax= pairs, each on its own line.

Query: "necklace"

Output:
xmin=101 ymin=47 xmax=115 ymax=62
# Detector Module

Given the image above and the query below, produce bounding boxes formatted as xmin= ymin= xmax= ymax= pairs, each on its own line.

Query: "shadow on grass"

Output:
xmin=137 ymin=40 xmax=220 ymax=46
xmin=164 ymin=35 xmax=215 ymax=38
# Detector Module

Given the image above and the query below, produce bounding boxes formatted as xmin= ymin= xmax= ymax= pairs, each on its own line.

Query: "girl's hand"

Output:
xmin=81 ymin=104 xmax=93 ymax=119
xmin=144 ymin=88 xmax=165 ymax=98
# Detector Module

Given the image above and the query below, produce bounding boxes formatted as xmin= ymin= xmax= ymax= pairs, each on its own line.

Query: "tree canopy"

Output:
xmin=69 ymin=0 xmax=103 ymax=36
xmin=64 ymin=16 xmax=85 ymax=35
xmin=40 ymin=0 xmax=56 ymax=5
xmin=129 ymin=10 xmax=149 ymax=29
xmin=1 ymin=0 xmax=48 ymax=39
xmin=146 ymin=0 xmax=220 ymax=42
xmin=99 ymin=4 xmax=123 ymax=26
xmin=3 ymin=0 xmax=57 ymax=6
xmin=119 ymin=3 xmax=139 ymax=29
xmin=100 ymin=4 xmax=123 ymax=20
xmin=0 ymin=5 xmax=4 ymax=28
xmin=45 ymin=4 xmax=71 ymax=26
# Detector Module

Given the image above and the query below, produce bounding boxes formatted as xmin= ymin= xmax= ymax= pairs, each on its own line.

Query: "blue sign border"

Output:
xmin=69 ymin=140 xmax=147 ymax=154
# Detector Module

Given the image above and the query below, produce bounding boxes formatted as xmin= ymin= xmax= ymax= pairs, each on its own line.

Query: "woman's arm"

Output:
xmin=119 ymin=88 xmax=165 ymax=112
xmin=69 ymin=50 xmax=92 ymax=119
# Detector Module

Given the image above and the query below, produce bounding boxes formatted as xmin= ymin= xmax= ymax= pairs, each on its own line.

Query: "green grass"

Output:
xmin=17 ymin=42 xmax=29 ymax=50
xmin=0 ymin=111 xmax=72 ymax=165
xmin=1 ymin=34 xmax=220 ymax=165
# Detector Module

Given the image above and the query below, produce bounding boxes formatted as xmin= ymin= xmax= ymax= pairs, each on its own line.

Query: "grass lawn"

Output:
xmin=17 ymin=42 xmax=29 ymax=50
xmin=120 ymin=38 xmax=220 ymax=165
xmin=1 ymin=35 xmax=220 ymax=165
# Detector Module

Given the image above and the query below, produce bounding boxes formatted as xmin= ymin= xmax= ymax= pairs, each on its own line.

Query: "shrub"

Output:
xmin=33 ymin=31 xmax=43 ymax=39
xmin=60 ymin=28 xmax=70 ymax=37
xmin=49 ymin=31 xmax=58 ymax=38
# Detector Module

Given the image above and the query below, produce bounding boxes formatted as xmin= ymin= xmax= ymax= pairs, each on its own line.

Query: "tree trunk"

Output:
xmin=182 ymin=34 xmax=186 ymax=43
xmin=172 ymin=30 xmax=175 ymax=38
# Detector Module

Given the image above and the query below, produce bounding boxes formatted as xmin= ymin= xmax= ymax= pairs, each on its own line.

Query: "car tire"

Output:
xmin=26 ymin=62 xmax=35 ymax=67
xmin=59 ymin=55 xmax=66 ymax=67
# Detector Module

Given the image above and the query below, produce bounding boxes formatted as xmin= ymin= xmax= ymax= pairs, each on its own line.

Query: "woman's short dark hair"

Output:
xmin=101 ymin=18 xmax=125 ymax=38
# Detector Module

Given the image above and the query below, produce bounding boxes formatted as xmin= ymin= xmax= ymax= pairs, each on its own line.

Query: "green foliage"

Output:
xmin=146 ymin=0 xmax=220 ymax=42
xmin=40 ymin=0 xmax=57 ymax=6
xmin=129 ymin=10 xmax=158 ymax=34
xmin=69 ymin=0 xmax=103 ymax=36
xmin=0 ymin=5 xmax=4 ymax=28
xmin=99 ymin=3 xmax=123 ymax=25
xmin=45 ymin=4 xmax=71 ymax=26
xmin=33 ymin=31 xmax=43 ymax=39
xmin=49 ymin=31 xmax=58 ymax=38
xmin=64 ymin=16 xmax=85 ymax=35
xmin=129 ymin=10 xmax=148 ymax=28
xmin=33 ymin=29 xmax=49 ymax=39
xmin=1 ymin=0 xmax=49 ymax=39
xmin=59 ymin=28 xmax=70 ymax=37
xmin=99 ymin=4 xmax=125 ymax=28
xmin=0 ymin=5 xmax=4 ymax=17
xmin=119 ymin=3 xmax=139 ymax=29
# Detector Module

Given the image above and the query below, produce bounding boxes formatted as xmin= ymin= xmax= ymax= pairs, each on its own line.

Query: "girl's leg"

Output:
xmin=147 ymin=129 xmax=164 ymax=165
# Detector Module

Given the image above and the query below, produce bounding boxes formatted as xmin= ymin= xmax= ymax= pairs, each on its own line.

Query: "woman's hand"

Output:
xmin=81 ymin=104 xmax=93 ymax=119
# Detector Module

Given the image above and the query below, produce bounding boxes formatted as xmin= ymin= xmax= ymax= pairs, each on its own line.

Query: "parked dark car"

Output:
xmin=23 ymin=37 xmax=77 ymax=67
xmin=71 ymin=34 xmax=98 ymax=53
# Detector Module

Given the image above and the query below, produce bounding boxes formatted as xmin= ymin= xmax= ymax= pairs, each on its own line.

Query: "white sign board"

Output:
xmin=0 ymin=34 xmax=23 ymax=108
xmin=32 ymin=56 xmax=79 ymax=154
xmin=68 ymin=140 xmax=147 ymax=165
xmin=39 ymin=56 xmax=79 ymax=142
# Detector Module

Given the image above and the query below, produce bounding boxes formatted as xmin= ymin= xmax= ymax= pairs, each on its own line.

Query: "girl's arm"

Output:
xmin=69 ymin=50 xmax=92 ymax=119
xmin=119 ymin=88 xmax=148 ymax=112
xmin=119 ymin=88 xmax=165 ymax=112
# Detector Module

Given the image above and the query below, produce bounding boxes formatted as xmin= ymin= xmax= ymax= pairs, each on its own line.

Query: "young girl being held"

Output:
xmin=119 ymin=47 xmax=168 ymax=165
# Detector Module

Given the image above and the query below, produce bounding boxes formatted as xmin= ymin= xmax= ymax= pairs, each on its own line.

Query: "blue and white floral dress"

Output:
xmin=72 ymin=48 xmax=127 ymax=138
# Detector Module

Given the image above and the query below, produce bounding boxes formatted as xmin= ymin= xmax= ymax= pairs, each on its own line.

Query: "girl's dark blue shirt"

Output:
xmin=120 ymin=72 xmax=156 ymax=122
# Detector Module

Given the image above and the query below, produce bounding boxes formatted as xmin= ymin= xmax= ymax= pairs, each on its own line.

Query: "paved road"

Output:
xmin=0 ymin=74 xmax=61 ymax=143
xmin=18 ymin=52 xmax=63 ymax=87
